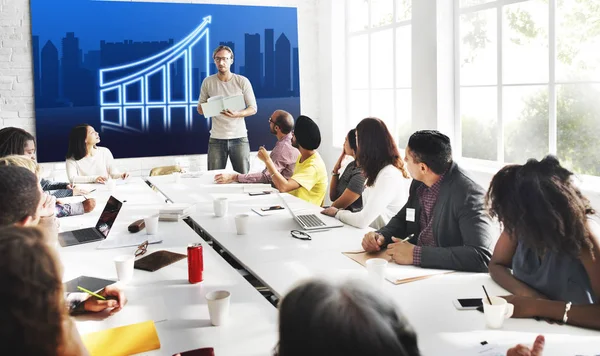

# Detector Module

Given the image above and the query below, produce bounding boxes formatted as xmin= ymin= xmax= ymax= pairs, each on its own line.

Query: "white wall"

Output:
xmin=0 ymin=0 xmax=320 ymax=181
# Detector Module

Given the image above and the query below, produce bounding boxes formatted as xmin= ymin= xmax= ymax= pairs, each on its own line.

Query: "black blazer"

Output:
xmin=377 ymin=162 xmax=496 ymax=272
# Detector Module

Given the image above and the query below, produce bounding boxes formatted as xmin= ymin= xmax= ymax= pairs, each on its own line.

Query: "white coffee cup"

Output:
xmin=206 ymin=290 xmax=231 ymax=326
xmin=107 ymin=179 xmax=116 ymax=193
xmin=114 ymin=254 xmax=135 ymax=283
xmin=144 ymin=214 xmax=159 ymax=235
xmin=173 ymin=172 xmax=181 ymax=183
xmin=483 ymin=296 xmax=514 ymax=329
xmin=235 ymin=214 xmax=250 ymax=235
xmin=213 ymin=197 xmax=228 ymax=217
xmin=366 ymin=258 xmax=388 ymax=287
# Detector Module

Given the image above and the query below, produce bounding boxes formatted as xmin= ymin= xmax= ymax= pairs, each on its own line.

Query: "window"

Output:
xmin=345 ymin=0 xmax=412 ymax=148
xmin=456 ymin=0 xmax=600 ymax=176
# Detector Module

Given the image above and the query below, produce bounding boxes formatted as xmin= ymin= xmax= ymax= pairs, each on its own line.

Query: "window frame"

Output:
xmin=344 ymin=0 xmax=412 ymax=148
xmin=454 ymin=0 xmax=600 ymax=180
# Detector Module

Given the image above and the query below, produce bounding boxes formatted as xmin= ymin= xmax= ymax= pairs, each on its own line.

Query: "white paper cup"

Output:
xmin=206 ymin=290 xmax=231 ymax=326
xmin=235 ymin=214 xmax=249 ymax=235
xmin=213 ymin=197 xmax=228 ymax=217
xmin=114 ymin=254 xmax=135 ymax=283
xmin=483 ymin=296 xmax=514 ymax=329
xmin=173 ymin=172 xmax=181 ymax=183
xmin=144 ymin=214 xmax=159 ymax=235
xmin=107 ymin=179 xmax=116 ymax=193
xmin=366 ymin=258 xmax=388 ymax=287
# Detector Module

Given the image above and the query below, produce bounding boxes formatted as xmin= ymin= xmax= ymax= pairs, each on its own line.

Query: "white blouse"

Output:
xmin=66 ymin=146 xmax=122 ymax=183
xmin=335 ymin=164 xmax=410 ymax=229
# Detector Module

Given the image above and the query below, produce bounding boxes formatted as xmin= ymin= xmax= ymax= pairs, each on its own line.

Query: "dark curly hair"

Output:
xmin=0 ymin=226 xmax=66 ymax=356
xmin=356 ymin=118 xmax=409 ymax=187
xmin=274 ymin=279 xmax=420 ymax=356
xmin=486 ymin=155 xmax=595 ymax=258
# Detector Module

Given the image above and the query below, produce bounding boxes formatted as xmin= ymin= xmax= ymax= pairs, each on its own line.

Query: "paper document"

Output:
xmin=97 ymin=234 xmax=162 ymax=249
xmin=342 ymin=250 xmax=454 ymax=284
xmin=81 ymin=320 xmax=161 ymax=356
xmin=201 ymin=94 xmax=246 ymax=117
xmin=243 ymin=184 xmax=275 ymax=193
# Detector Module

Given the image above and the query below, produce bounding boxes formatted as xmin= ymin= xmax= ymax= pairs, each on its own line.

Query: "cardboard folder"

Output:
xmin=82 ymin=320 xmax=161 ymax=356
xmin=342 ymin=250 xmax=454 ymax=285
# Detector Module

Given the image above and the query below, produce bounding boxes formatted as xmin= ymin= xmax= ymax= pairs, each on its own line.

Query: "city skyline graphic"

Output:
xmin=31 ymin=0 xmax=300 ymax=162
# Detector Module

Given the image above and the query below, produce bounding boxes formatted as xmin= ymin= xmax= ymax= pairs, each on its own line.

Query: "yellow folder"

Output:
xmin=82 ymin=320 xmax=161 ymax=356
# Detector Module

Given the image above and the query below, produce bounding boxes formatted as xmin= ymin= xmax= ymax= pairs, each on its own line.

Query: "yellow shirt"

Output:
xmin=289 ymin=152 xmax=328 ymax=206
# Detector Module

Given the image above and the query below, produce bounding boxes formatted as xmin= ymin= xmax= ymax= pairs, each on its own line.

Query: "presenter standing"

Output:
xmin=197 ymin=45 xmax=257 ymax=173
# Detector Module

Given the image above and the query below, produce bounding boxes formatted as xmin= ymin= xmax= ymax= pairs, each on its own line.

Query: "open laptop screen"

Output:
xmin=95 ymin=196 xmax=123 ymax=237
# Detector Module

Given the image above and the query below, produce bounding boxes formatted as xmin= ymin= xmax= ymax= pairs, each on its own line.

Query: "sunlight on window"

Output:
xmin=460 ymin=9 xmax=497 ymax=86
xmin=371 ymin=29 xmax=394 ymax=88
xmin=503 ymin=0 xmax=548 ymax=84
xmin=348 ymin=35 xmax=369 ymax=89
xmin=370 ymin=89 xmax=394 ymax=123
xmin=503 ymin=85 xmax=548 ymax=164
xmin=349 ymin=89 xmax=370 ymax=128
xmin=371 ymin=0 xmax=394 ymax=28
xmin=396 ymin=26 xmax=411 ymax=88
xmin=556 ymin=0 xmax=600 ymax=82
xmin=348 ymin=0 xmax=369 ymax=32
xmin=460 ymin=0 xmax=495 ymax=8
xmin=395 ymin=89 xmax=411 ymax=148
xmin=460 ymin=87 xmax=497 ymax=161
xmin=557 ymin=84 xmax=600 ymax=176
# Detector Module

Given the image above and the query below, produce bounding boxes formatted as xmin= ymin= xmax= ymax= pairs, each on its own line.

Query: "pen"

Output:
xmin=401 ymin=233 xmax=414 ymax=242
xmin=77 ymin=286 xmax=106 ymax=300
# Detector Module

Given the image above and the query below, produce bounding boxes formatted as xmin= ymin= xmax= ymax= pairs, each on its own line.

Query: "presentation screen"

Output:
xmin=31 ymin=0 xmax=300 ymax=162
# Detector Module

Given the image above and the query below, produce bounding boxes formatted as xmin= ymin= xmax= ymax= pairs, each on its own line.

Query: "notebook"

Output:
xmin=343 ymin=250 xmax=454 ymax=284
xmin=81 ymin=320 xmax=161 ymax=356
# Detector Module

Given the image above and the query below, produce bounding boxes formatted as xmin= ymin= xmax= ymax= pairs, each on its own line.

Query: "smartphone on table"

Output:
xmin=453 ymin=298 xmax=483 ymax=310
xmin=261 ymin=205 xmax=284 ymax=211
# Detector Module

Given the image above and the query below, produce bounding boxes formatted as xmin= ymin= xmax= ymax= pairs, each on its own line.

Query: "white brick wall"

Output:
xmin=0 ymin=0 xmax=319 ymax=181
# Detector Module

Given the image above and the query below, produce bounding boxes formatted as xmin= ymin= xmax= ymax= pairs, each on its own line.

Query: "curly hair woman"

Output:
xmin=487 ymin=155 xmax=600 ymax=330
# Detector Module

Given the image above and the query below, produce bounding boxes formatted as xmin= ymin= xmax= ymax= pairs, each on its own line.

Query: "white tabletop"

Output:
xmin=58 ymin=178 xmax=278 ymax=356
xmin=149 ymin=172 xmax=600 ymax=356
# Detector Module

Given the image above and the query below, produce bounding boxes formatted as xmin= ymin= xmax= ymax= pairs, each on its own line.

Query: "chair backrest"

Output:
xmin=149 ymin=165 xmax=183 ymax=177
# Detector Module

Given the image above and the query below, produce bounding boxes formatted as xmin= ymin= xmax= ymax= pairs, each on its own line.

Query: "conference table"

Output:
xmin=148 ymin=171 xmax=600 ymax=356
xmin=57 ymin=177 xmax=278 ymax=356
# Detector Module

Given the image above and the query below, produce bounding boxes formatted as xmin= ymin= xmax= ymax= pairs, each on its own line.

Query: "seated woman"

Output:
xmin=322 ymin=118 xmax=410 ymax=229
xmin=0 ymin=127 xmax=87 ymax=198
xmin=329 ymin=129 xmax=365 ymax=212
xmin=275 ymin=279 xmax=421 ymax=356
xmin=66 ymin=124 xmax=129 ymax=184
xmin=0 ymin=225 xmax=89 ymax=355
xmin=0 ymin=155 xmax=96 ymax=217
xmin=487 ymin=155 xmax=600 ymax=330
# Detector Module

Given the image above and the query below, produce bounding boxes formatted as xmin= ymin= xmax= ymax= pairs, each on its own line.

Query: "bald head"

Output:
xmin=271 ymin=110 xmax=294 ymax=134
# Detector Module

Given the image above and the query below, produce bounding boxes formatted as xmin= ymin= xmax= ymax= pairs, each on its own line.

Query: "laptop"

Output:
xmin=59 ymin=196 xmax=123 ymax=247
xmin=277 ymin=193 xmax=344 ymax=231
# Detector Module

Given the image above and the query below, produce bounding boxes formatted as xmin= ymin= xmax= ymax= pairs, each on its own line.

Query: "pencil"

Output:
xmin=77 ymin=286 xmax=106 ymax=300
xmin=401 ymin=233 xmax=414 ymax=242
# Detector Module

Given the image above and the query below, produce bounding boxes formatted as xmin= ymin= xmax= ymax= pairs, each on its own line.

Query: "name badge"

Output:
xmin=406 ymin=208 xmax=415 ymax=222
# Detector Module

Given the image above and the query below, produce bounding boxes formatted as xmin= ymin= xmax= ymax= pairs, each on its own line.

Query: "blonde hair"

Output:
xmin=0 ymin=155 xmax=41 ymax=179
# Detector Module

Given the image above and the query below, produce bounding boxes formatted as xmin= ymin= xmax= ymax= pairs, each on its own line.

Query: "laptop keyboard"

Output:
xmin=297 ymin=214 xmax=327 ymax=228
xmin=72 ymin=229 xmax=101 ymax=242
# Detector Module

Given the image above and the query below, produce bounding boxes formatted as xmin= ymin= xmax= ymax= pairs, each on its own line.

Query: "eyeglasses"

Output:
xmin=291 ymin=230 xmax=311 ymax=241
xmin=135 ymin=240 xmax=149 ymax=257
xmin=214 ymin=56 xmax=231 ymax=62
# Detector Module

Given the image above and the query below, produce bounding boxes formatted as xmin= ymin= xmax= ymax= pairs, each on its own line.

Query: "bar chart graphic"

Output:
xmin=99 ymin=16 xmax=211 ymax=134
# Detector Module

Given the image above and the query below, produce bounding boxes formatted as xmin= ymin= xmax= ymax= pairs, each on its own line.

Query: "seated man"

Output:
xmin=258 ymin=115 xmax=327 ymax=206
xmin=361 ymin=130 xmax=495 ymax=272
xmin=214 ymin=110 xmax=299 ymax=184
xmin=0 ymin=165 xmax=125 ymax=315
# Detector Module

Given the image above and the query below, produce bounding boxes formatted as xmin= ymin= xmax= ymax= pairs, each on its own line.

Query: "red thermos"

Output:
xmin=187 ymin=243 xmax=204 ymax=283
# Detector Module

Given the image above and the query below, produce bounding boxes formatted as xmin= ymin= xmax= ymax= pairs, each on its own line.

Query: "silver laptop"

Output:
xmin=277 ymin=193 xmax=344 ymax=230
xmin=59 ymin=196 xmax=123 ymax=247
